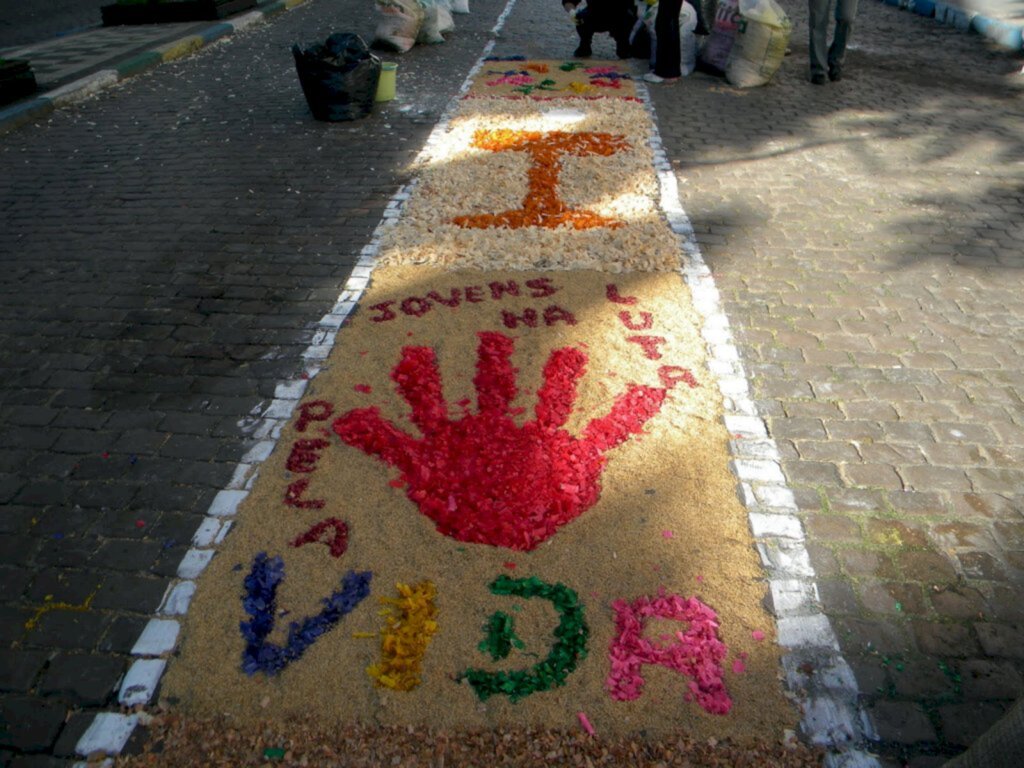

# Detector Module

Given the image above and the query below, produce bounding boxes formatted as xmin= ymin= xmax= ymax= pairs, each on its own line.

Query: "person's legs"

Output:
xmin=828 ymin=0 xmax=859 ymax=78
xmin=689 ymin=0 xmax=710 ymax=35
xmin=653 ymin=0 xmax=682 ymax=78
xmin=575 ymin=8 xmax=595 ymax=56
xmin=807 ymin=0 xmax=832 ymax=82
xmin=612 ymin=9 xmax=636 ymax=58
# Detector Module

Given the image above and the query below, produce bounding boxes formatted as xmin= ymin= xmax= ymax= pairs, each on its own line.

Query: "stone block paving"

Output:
xmin=2 ymin=0 xmax=1023 ymax=764
xmin=647 ymin=1 xmax=1024 ymax=764
xmin=0 ymin=0 xmax=508 ymax=763
xmin=0 ymin=23 xmax=213 ymax=90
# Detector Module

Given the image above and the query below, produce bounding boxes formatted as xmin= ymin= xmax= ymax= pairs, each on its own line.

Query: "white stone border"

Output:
xmin=72 ymin=1 xmax=522 ymax=762
xmin=635 ymin=82 xmax=880 ymax=768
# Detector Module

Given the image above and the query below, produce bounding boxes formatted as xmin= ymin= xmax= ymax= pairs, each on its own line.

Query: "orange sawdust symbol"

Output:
xmin=452 ymin=129 xmax=630 ymax=231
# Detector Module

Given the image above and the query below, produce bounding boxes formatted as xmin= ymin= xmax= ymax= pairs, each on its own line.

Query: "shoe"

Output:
xmin=828 ymin=66 xmax=843 ymax=82
xmin=810 ymin=73 xmax=826 ymax=85
xmin=643 ymin=73 xmax=679 ymax=84
xmin=573 ymin=45 xmax=592 ymax=58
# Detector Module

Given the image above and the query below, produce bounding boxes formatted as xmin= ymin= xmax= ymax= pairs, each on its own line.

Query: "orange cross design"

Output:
xmin=452 ymin=129 xmax=630 ymax=230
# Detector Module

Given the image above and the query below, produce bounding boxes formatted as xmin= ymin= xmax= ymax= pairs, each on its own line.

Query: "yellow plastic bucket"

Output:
xmin=375 ymin=62 xmax=397 ymax=102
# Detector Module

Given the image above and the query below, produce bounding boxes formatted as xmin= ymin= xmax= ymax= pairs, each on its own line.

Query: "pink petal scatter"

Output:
xmin=577 ymin=711 xmax=596 ymax=736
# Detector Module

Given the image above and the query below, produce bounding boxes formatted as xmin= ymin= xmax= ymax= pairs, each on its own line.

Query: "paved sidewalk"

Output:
xmin=0 ymin=0 xmax=1023 ymax=766
xmin=647 ymin=1 xmax=1024 ymax=765
xmin=0 ymin=1 xmax=310 ymax=136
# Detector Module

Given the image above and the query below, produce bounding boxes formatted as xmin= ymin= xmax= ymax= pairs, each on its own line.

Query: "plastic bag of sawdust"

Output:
xmin=418 ymin=0 xmax=455 ymax=44
xmin=373 ymin=0 xmax=425 ymax=53
xmin=698 ymin=0 xmax=740 ymax=75
xmin=292 ymin=33 xmax=381 ymax=121
xmin=725 ymin=0 xmax=791 ymax=87
xmin=450 ymin=0 xmax=470 ymax=13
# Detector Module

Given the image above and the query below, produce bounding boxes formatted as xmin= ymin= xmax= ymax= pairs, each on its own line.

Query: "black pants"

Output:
xmin=575 ymin=7 xmax=635 ymax=57
xmin=653 ymin=0 xmax=682 ymax=78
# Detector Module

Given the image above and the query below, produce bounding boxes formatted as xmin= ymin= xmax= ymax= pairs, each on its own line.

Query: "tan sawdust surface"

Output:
xmin=161 ymin=267 xmax=797 ymax=743
xmin=376 ymin=95 xmax=680 ymax=272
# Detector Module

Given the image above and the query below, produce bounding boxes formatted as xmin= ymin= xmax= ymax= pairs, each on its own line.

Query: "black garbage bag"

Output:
xmin=292 ymin=33 xmax=381 ymax=122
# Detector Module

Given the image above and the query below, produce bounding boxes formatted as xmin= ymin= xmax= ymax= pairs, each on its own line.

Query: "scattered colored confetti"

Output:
xmin=578 ymin=711 xmax=596 ymax=736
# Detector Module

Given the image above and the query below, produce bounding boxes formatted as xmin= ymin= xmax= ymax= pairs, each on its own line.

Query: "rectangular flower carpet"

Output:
xmin=161 ymin=60 xmax=799 ymax=746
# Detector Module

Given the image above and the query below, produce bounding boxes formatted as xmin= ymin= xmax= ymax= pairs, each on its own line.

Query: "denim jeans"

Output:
xmin=808 ymin=0 xmax=859 ymax=77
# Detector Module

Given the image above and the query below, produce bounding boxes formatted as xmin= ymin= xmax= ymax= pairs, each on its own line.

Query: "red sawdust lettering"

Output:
xmin=544 ymin=306 xmax=577 ymax=327
xmin=465 ymin=286 xmax=485 ymax=303
xmin=489 ymin=281 xmax=520 ymax=300
xmin=658 ymin=366 xmax=699 ymax=390
xmin=502 ymin=309 xmax=539 ymax=329
xmin=401 ymin=297 xmax=433 ymax=318
xmin=370 ymin=301 xmax=397 ymax=323
xmin=290 ymin=517 xmax=349 ymax=558
xmin=286 ymin=439 xmax=330 ymax=473
xmin=296 ymin=400 xmax=334 ymax=433
xmin=618 ymin=311 xmax=653 ymax=331
xmin=627 ymin=335 xmax=666 ymax=360
xmin=606 ymin=284 xmax=638 ymax=305
xmin=284 ymin=478 xmax=325 ymax=510
xmin=526 ymin=277 xmax=558 ymax=298
xmin=427 ymin=289 xmax=462 ymax=307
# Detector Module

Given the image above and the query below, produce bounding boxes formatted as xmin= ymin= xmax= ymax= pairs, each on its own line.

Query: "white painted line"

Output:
xmin=190 ymin=517 xmax=223 ymax=547
xmin=177 ymin=548 xmax=215 ymax=580
xmin=207 ymin=489 xmax=248 ymax=517
xmin=75 ymin=713 xmax=138 ymax=757
xmin=749 ymin=512 xmax=805 ymax=539
xmin=732 ymin=458 xmax=788 ymax=485
xmin=770 ymin=579 xmax=820 ymax=617
xmin=241 ymin=440 xmax=276 ymax=463
xmin=757 ymin=539 xmax=816 ymax=577
xmin=159 ymin=581 xmax=196 ymax=616
xmin=777 ymin=614 xmax=841 ymax=650
xmin=118 ymin=658 xmax=167 ymax=706
xmin=131 ymin=618 xmax=180 ymax=656
xmin=264 ymin=398 xmax=298 ymax=420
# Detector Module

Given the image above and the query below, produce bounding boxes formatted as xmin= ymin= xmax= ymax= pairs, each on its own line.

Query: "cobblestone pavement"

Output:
xmin=643 ymin=2 xmax=1024 ymax=765
xmin=0 ymin=0 xmax=104 ymax=49
xmin=1 ymin=0 xmax=1023 ymax=766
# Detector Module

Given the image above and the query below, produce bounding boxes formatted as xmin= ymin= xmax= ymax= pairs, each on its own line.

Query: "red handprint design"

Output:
xmin=333 ymin=332 xmax=676 ymax=551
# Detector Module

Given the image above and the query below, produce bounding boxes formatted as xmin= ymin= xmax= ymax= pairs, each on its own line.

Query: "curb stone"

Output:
xmin=876 ymin=0 xmax=1024 ymax=50
xmin=0 ymin=0 xmax=309 ymax=137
